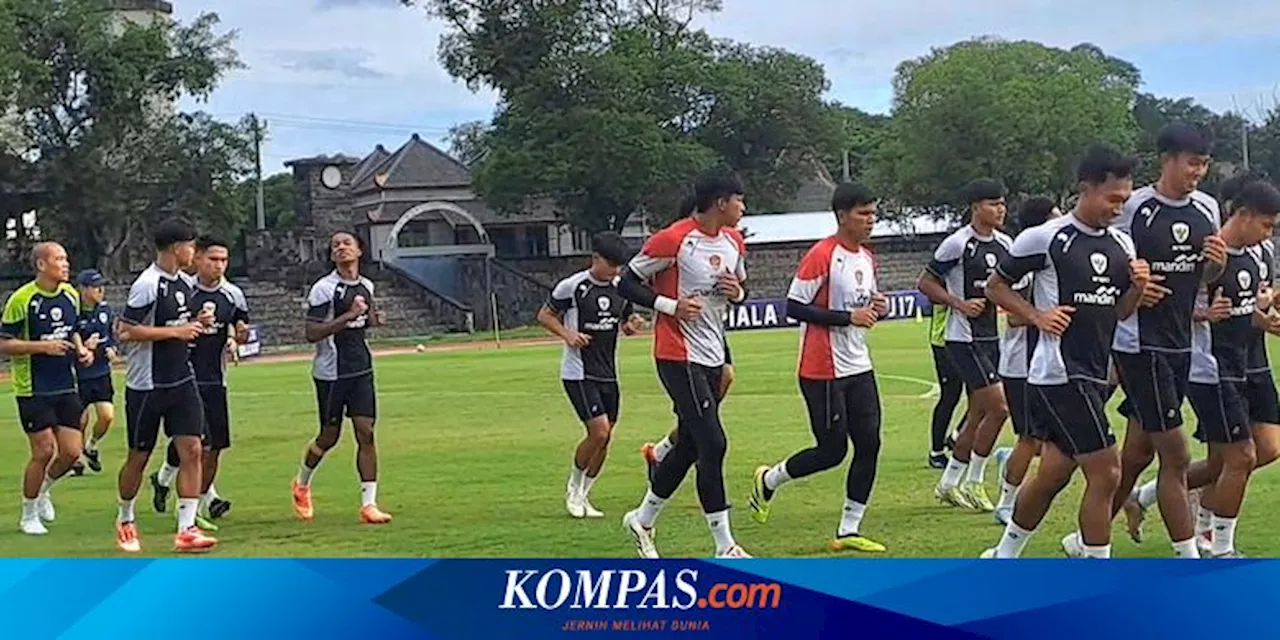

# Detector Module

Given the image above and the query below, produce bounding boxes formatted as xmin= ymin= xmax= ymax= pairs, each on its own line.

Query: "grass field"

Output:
xmin=2 ymin=320 xmax=1280 ymax=558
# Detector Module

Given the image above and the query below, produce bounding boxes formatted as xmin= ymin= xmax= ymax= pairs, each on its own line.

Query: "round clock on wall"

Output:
xmin=320 ymin=165 xmax=342 ymax=189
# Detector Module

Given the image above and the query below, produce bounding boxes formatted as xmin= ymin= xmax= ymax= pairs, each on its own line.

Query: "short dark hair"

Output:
xmin=1076 ymin=143 xmax=1138 ymax=185
xmin=831 ymin=182 xmax=876 ymax=215
xmin=693 ymin=169 xmax=744 ymax=213
xmin=678 ymin=194 xmax=698 ymax=218
xmin=1018 ymin=197 xmax=1058 ymax=229
xmin=196 ymin=235 xmax=229 ymax=252
xmin=153 ymin=218 xmax=197 ymax=250
xmin=1218 ymin=170 xmax=1270 ymax=206
xmin=591 ymin=231 xmax=630 ymax=266
xmin=1157 ymin=122 xmax=1212 ymax=157
xmin=1232 ymin=181 xmax=1280 ymax=217
xmin=961 ymin=179 xmax=1005 ymax=205
xmin=330 ymin=229 xmax=365 ymax=251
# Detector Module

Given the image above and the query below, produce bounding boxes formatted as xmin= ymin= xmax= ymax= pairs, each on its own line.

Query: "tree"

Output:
xmin=885 ymin=38 xmax=1139 ymax=208
xmin=1132 ymin=93 xmax=1251 ymax=190
xmin=445 ymin=121 xmax=491 ymax=169
xmin=409 ymin=0 xmax=837 ymax=230
xmin=822 ymin=103 xmax=891 ymax=183
xmin=2 ymin=0 xmax=245 ymax=270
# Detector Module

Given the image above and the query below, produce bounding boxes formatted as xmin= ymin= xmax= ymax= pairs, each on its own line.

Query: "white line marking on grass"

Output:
xmin=876 ymin=374 xmax=940 ymax=399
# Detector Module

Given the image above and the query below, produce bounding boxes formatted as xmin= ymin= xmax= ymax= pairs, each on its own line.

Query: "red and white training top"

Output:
xmin=629 ymin=217 xmax=746 ymax=367
xmin=789 ymin=236 xmax=877 ymax=380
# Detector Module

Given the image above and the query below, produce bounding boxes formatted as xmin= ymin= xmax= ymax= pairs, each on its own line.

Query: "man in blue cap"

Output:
xmin=74 ymin=269 xmax=120 ymax=474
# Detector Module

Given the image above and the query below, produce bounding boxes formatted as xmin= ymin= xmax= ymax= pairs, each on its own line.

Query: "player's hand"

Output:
xmin=716 ymin=273 xmax=743 ymax=301
xmin=349 ymin=295 xmax=369 ymax=318
xmin=77 ymin=346 xmax=94 ymax=367
xmin=196 ymin=307 xmax=215 ymax=327
xmin=623 ymin=314 xmax=646 ymax=336
xmin=1140 ymin=274 xmax=1173 ymax=308
xmin=870 ymin=292 xmax=890 ymax=317
xmin=106 ymin=346 xmax=120 ymax=364
xmin=1206 ymin=287 xmax=1232 ymax=322
xmin=373 ymin=308 xmax=386 ymax=326
xmin=1258 ymin=284 xmax=1274 ymax=312
xmin=564 ymin=330 xmax=591 ymax=348
xmin=1267 ymin=311 xmax=1280 ymax=335
xmin=41 ymin=340 xmax=76 ymax=356
xmin=955 ymin=298 xmax=986 ymax=318
xmin=1129 ymin=259 xmax=1150 ymax=289
xmin=1033 ymin=305 xmax=1075 ymax=337
xmin=234 ymin=320 xmax=250 ymax=343
xmin=675 ymin=295 xmax=704 ymax=321
xmin=1202 ymin=234 xmax=1227 ymax=266
xmin=172 ymin=322 xmax=203 ymax=342
xmin=850 ymin=306 xmax=879 ymax=328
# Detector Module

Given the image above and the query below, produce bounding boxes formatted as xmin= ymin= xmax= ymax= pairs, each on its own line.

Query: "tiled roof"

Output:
xmin=351 ymin=134 xmax=472 ymax=193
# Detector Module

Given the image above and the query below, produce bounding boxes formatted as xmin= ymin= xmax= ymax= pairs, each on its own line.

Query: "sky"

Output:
xmin=173 ymin=0 xmax=1280 ymax=176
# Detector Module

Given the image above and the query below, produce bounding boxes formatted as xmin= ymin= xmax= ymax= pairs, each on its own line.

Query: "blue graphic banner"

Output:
xmin=9 ymin=558 xmax=1271 ymax=639
xmin=725 ymin=289 xmax=934 ymax=331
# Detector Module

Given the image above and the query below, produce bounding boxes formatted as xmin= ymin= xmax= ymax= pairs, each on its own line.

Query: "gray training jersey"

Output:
xmin=925 ymin=225 xmax=1013 ymax=343
xmin=120 ymin=264 xmax=197 ymax=391
xmin=548 ymin=270 xmax=633 ymax=382
xmin=306 ymin=271 xmax=375 ymax=381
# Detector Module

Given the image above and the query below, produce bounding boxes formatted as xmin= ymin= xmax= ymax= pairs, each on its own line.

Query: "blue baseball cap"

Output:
xmin=75 ymin=269 xmax=105 ymax=287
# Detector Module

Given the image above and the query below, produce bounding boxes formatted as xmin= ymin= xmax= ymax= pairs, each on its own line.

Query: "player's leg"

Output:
xmin=83 ymin=399 xmax=114 ymax=472
xmin=36 ymin=395 xmax=86 ymax=524
xmin=200 ymin=384 xmax=232 ymax=520
xmin=1194 ymin=381 xmax=1256 ymax=557
xmin=680 ymin=365 xmax=744 ymax=556
xmin=929 ymin=345 xmax=964 ymax=468
xmin=579 ymin=383 xmax=619 ymax=518
xmin=167 ymin=382 xmax=216 ymax=551
xmin=19 ymin=414 xmax=56 ymax=535
xmin=115 ymin=389 xmax=161 ymax=552
xmin=642 ymin=363 xmax=730 ymax=471
xmin=751 ymin=377 xmax=849 ymax=524
xmin=996 ymin=379 xmax=1040 ymax=525
xmin=350 ymin=375 xmax=389 ymax=524
xmin=1144 ymin=353 xmax=1197 ymax=557
xmin=564 ymin=380 xmax=608 ymax=517
xmin=293 ymin=379 xmax=344 ymax=520
xmin=1110 ymin=354 xmax=1157 ymax=542
xmin=960 ymin=342 xmax=1007 ymax=511
xmin=1067 ymin=383 xmax=1122 ymax=558
xmin=149 ymin=438 xmax=181 ymax=513
xmin=833 ymin=372 xmax=885 ymax=552
xmin=987 ymin=437 xmax=1076 ymax=559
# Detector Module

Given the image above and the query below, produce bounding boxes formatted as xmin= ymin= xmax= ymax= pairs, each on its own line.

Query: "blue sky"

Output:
xmin=174 ymin=0 xmax=1280 ymax=176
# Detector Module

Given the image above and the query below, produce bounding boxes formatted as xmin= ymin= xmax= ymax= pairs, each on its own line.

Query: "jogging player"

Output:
xmin=74 ymin=269 xmax=119 ymax=474
xmin=1125 ymin=180 xmax=1280 ymax=556
xmin=1064 ymin=123 xmax=1225 ymax=559
xmin=291 ymin=231 xmax=391 ymax=524
xmin=992 ymin=197 xmax=1063 ymax=525
xmin=114 ymin=219 xmax=217 ymax=553
xmin=982 ymin=144 xmax=1148 ymax=558
xmin=2 ymin=242 xmax=94 ymax=535
xmin=640 ymin=195 xmax=737 ymax=477
xmin=618 ymin=169 xmax=750 ymax=558
xmin=748 ymin=182 xmax=890 ymax=553
xmin=149 ymin=237 xmax=248 ymax=526
xmin=537 ymin=231 xmax=642 ymax=519
xmin=927 ymin=303 xmax=965 ymax=469
xmin=919 ymin=179 xmax=1013 ymax=511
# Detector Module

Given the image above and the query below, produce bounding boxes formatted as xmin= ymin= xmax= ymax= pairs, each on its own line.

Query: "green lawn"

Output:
xmin=1 ymin=321 xmax=1277 ymax=558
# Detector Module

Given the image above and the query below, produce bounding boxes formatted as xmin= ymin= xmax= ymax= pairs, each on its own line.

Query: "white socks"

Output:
xmin=118 ymin=498 xmax=136 ymax=524
xmin=177 ymin=498 xmax=198 ymax=530
xmin=995 ymin=521 xmax=1034 ymax=558
xmin=838 ymin=499 xmax=867 ymax=538
xmin=653 ymin=437 xmax=674 ymax=462
xmin=297 ymin=462 xmax=317 ymax=487
xmin=939 ymin=458 xmax=967 ymax=491
xmin=361 ymin=482 xmax=378 ymax=507
xmin=568 ymin=465 xmax=586 ymax=494
xmin=39 ymin=474 xmax=54 ymax=498
xmin=636 ymin=489 xmax=667 ymax=528
xmin=966 ymin=454 xmax=987 ymax=484
xmin=21 ymin=498 xmax=37 ymax=520
xmin=1195 ymin=506 xmax=1212 ymax=538
xmin=1211 ymin=515 xmax=1238 ymax=556
xmin=1134 ymin=481 xmax=1158 ymax=510
xmin=1080 ymin=544 xmax=1112 ymax=558
xmin=705 ymin=509 xmax=736 ymax=553
xmin=763 ymin=462 xmax=791 ymax=493
xmin=1172 ymin=538 xmax=1201 ymax=558
xmin=157 ymin=463 xmax=179 ymax=489
xmin=997 ymin=480 xmax=1019 ymax=511
xmin=582 ymin=475 xmax=598 ymax=496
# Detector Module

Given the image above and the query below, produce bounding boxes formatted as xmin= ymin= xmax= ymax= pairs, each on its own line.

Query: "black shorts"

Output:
xmin=945 ymin=340 xmax=1001 ymax=393
xmin=562 ymin=379 xmax=620 ymax=424
xmin=798 ymin=371 xmax=882 ymax=435
xmin=77 ymin=375 xmax=115 ymax=406
xmin=1114 ymin=350 xmax=1191 ymax=432
xmin=17 ymin=392 xmax=84 ymax=434
xmin=314 ymin=373 xmax=377 ymax=428
xmin=656 ymin=361 xmax=723 ymax=427
xmin=1188 ymin=381 xmax=1252 ymax=444
xmin=1031 ymin=380 xmax=1116 ymax=457
xmin=1004 ymin=377 xmax=1040 ymax=439
xmin=931 ymin=345 xmax=960 ymax=387
xmin=199 ymin=384 xmax=231 ymax=450
xmin=1246 ymin=371 xmax=1280 ymax=425
xmin=125 ymin=381 xmax=204 ymax=452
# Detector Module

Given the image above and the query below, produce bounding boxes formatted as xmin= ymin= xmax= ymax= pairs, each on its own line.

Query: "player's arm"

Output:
xmin=1005 ymin=278 xmax=1033 ymax=327
xmin=117 ymin=283 xmax=190 ymax=342
xmin=537 ymin=278 xmax=585 ymax=344
xmin=1114 ymin=234 xmax=1148 ymax=321
xmin=918 ymin=236 xmax=980 ymax=315
xmin=0 ymin=292 xmax=70 ymax=356
xmin=231 ymin=287 xmax=251 ymax=343
xmin=303 ymin=282 xmax=360 ymax=343
xmin=988 ymin=228 xmax=1056 ymax=330
xmin=616 ymin=231 xmax=700 ymax=319
xmin=717 ymin=248 xmax=748 ymax=304
xmin=785 ymin=244 xmax=852 ymax=326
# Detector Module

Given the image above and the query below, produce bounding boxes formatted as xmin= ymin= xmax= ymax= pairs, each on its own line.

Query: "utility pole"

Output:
xmin=251 ymin=113 xmax=265 ymax=230
xmin=1242 ymin=120 xmax=1251 ymax=172
xmin=842 ymin=149 xmax=851 ymax=181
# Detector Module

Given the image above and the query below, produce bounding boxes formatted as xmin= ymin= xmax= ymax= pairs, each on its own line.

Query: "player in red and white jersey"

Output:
xmin=746 ymin=183 xmax=890 ymax=553
xmin=617 ymin=169 xmax=750 ymax=559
